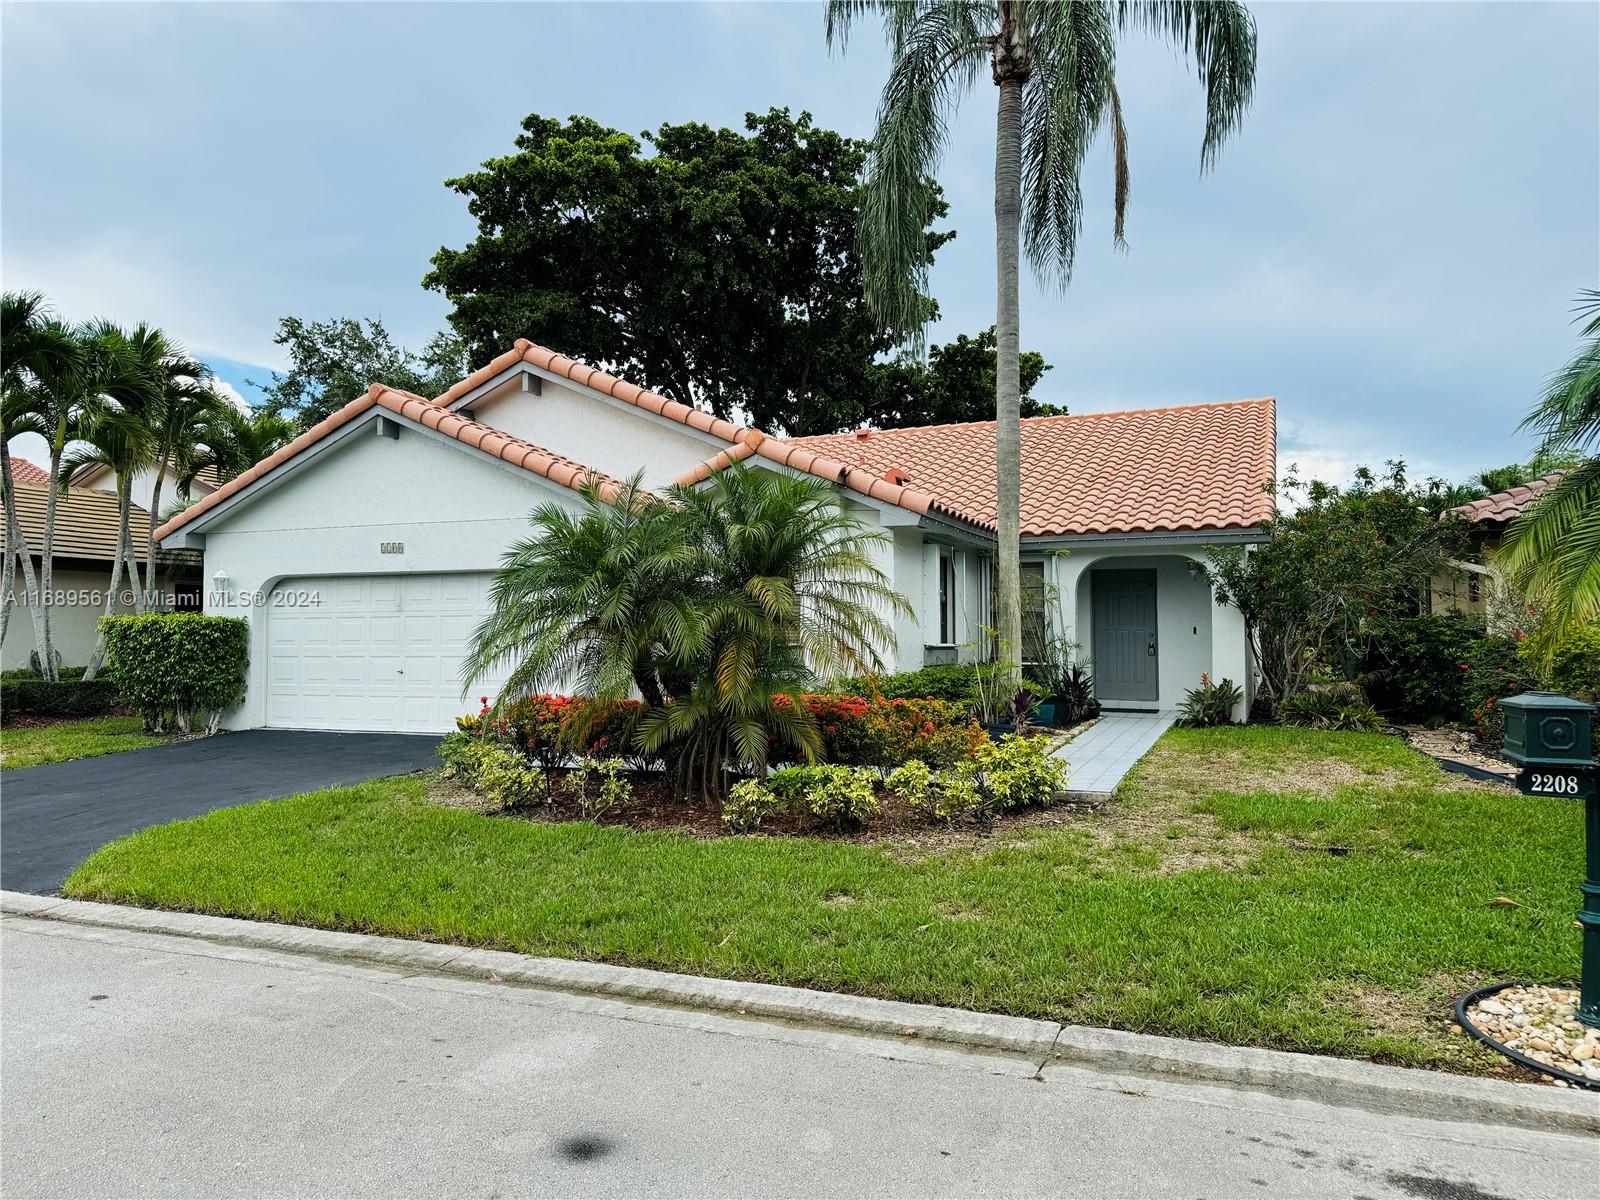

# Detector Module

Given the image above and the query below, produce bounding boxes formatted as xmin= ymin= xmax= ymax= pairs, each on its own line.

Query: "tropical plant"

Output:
xmin=722 ymin=777 xmax=781 ymax=833
xmin=567 ymin=755 xmax=631 ymax=820
xmin=1277 ymin=683 xmax=1383 ymax=733
xmin=211 ymin=406 xmax=295 ymax=483
xmin=1175 ymin=674 xmax=1243 ymax=728
xmin=140 ymin=344 xmax=227 ymax=584
xmin=467 ymin=463 xmax=910 ymax=796
xmin=1497 ymin=291 xmax=1600 ymax=655
xmin=1 ymin=291 xmax=75 ymax=659
xmin=830 ymin=0 xmax=1257 ymax=683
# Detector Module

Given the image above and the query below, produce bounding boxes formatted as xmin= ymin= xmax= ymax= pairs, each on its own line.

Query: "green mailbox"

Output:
xmin=1502 ymin=691 xmax=1600 ymax=1030
xmin=1501 ymin=691 xmax=1595 ymax=798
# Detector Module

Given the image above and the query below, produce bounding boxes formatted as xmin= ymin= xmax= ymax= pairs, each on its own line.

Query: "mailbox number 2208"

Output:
xmin=1528 ymin=773 xmax=1583 ymax=795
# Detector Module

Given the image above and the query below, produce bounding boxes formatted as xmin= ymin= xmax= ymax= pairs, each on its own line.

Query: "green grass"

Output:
xmin=63 ymin=726 xmax=1583 ymax=1071
xmin=1 ymin=715 xmax=174 ymax=770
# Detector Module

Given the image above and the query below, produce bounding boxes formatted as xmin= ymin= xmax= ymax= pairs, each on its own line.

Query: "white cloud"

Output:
xmin=209 ymin=377 xmax=252 ymax=415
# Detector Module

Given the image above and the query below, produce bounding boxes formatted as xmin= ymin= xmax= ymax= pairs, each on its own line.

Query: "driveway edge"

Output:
xmin=5 ymin=891 xmax=1596 ymax=1135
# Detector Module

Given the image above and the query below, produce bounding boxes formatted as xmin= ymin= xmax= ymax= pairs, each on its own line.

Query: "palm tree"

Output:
xmin=644 ymin=463 xmax=910 ymax=786
xmin=210 ymin=406 xmax=295 ymax=483
xmin=828 ymin=1 xmax=1257 ymax=679
xmin=140 ymin=338 xmax=224 ymax=590
xmin=0 ymin=292 xmax=75 ymax=659
xmin=464 ymin=474 xmax=698 ymax=711
xmin=467 ymin=463 xmax=908 ymax=794
xmin=1498 ymin=291 xmax=1600 ymax=650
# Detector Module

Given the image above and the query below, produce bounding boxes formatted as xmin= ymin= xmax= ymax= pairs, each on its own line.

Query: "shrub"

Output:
xmin=888 ymin=757 xmax=990 ymax=827
xmin=788 ymin=694 xmax=985 ymax=769
xmin=1175 ymin=674 xmax=1243 ymax=727
xmin=1278 ymin=683 xmax=1383 ymax=732
xmin=437 ymin=730 xmax=485 ymax=777
xmin=839 ymin=664 xmax=980 ymax=703
xmin=568 ymin=756 xmax=631 ymax=820
xmin=1360 ymin=612 xmax=1481 ymax=722
xmin=0 ymin=675 xmax=120 ymax=721
xmin=1463 ymin=635 xmax=1540 ymax=747
xmin=785 ymin=764 xmax=880 ymax=832
xmin=100 ymin=613 xmax=249 ymax=733
xmin=1047 ymin=660 xmax=1099 ymax=724
xmin=722 ymin=778 xmax=779 ymax=833
xmin=974 ymin=734 xmax=1068 ymax=810
xmin=885 ymin=758 xmax=934 ymax=815
xmin=1545 ymin=624 xmax=1600 ymax=701
xmin=474 ymin=744 xmax=549 ymax=812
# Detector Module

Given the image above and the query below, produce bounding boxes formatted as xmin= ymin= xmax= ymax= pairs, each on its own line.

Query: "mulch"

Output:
xmin=431 ymin=768 xmax=1104 ymax=849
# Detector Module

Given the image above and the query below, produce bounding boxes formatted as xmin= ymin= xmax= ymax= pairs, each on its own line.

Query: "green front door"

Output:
xmin=1092 ymin=569 xmax=1158 ymax=703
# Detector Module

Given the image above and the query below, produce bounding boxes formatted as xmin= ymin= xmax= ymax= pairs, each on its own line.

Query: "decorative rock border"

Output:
xmin=1456 ymin=981 xmax=1600 ymax=1091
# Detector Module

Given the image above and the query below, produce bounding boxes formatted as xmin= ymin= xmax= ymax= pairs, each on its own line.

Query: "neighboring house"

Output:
xmin=155 ymin=341 xmax=1275 ymax=734
xmin=2 ymin=470 xmax=203 ymax=670
xmin=1434 ymin=473 xmax=1561 ymax=631
xmin=71 ymin=461 xmax=222 ymax=524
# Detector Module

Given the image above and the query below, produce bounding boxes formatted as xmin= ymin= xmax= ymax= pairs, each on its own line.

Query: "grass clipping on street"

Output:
xmin=64 ymin=725 xmax=1575 ymax=1074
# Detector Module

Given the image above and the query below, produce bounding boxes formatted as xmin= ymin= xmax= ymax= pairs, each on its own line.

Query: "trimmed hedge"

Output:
xmin=100 ymin=613 xmax=250 ymax=734
xmin=1 ymin=675 xmax=121 ymax=721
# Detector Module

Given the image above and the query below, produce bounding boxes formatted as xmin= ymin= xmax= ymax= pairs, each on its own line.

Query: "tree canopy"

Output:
xmin=256 ymin=315 xmax=469 ymax=431
xmin=425 ymin=108 xmax=959 ymax=437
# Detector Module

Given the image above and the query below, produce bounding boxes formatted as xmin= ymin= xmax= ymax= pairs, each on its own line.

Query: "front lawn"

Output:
xmin=1 ymin=715 xmax=175 ymax=770
xmin=63 ymin=726 xmax=1583 ymax=1072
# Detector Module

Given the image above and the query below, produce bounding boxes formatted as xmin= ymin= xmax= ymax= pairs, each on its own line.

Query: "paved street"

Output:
xmin=2 ymin=914 xmax=1594 ymax=1199
xmin=0 ymin=730 xmax=441 ymax=894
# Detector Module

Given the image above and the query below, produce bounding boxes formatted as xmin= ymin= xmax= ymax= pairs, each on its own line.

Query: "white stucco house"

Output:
xmin=155 ymin=340 xmax=1275 ymax=733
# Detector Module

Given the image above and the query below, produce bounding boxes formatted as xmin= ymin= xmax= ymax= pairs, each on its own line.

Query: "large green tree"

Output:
xmin=256 ymin=315 xmax=469 ymax=431
xmin=869 ymin=327 xmax=1060 ymax=429
xmin=424 ymin=108 xmax=952 ymax=437
xmin=829 ymin=1 xmax=1257 ymax=681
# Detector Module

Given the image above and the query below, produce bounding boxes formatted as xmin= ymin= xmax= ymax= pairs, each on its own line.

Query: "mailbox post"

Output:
xmin=1501 ymin=691 xmax=1598 ymax=1028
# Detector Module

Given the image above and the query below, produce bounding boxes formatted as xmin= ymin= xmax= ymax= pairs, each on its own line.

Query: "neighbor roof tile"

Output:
xmin=1445 ymin=472 xmax=1563 ymax=524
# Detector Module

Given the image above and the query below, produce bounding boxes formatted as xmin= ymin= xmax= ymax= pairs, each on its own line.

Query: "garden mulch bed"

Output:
xmin=428 ymin=767 xmax=1101 ymax=851
xmin=1 ymin=705 xmax=138 ymax=729
xmin=1396 ymin=724 xmax=1517 ymax=782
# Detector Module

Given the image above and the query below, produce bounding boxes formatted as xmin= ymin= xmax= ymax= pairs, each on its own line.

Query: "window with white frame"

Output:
xmin=938 ymin=549 xmax=958 ymax=644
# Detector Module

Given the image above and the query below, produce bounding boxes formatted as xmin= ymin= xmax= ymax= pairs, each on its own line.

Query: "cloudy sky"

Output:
xmin=3 ymin=1 xmax=1595 ymax=484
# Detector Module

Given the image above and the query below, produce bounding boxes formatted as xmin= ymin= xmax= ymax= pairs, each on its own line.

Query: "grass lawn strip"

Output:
xmin=1 ymin=716 xmax=177 ymax=770
xmin=63 ymin=726 xmax=1580 ymax=1074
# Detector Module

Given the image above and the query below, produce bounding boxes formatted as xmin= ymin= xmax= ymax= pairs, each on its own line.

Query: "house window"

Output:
xmin=938 ymin=550 xmax=957 ymax=644
xmin=1022 ymin=562 xmax=1047 ymax=664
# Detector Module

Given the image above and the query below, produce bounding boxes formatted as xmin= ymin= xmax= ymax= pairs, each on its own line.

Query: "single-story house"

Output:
xmin=155 ymin=342 xmax=1275 ymax=734
xmin=71 ymin=460 xmax=222 ymax=524
xmin=3 ymin=463 xmax=203 ymax=670
xmin=1434 ymin=473 xmax=1561 ymax=632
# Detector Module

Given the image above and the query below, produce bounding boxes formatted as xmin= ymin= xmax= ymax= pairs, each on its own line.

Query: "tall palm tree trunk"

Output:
xmin=39 ymin=437 xmax=66 ymax=680
xmin=119 ymin=486 xmax=146 ymax=616
xmin=992 ymin=48 xmax=1026 ymax=684
xmin=82 ymin=481 xmax=130 ymax=681
xmin=1 ymin=437 xmax=48 ymax=657
xmin=145 ymin=462 xmax=166 ymax=595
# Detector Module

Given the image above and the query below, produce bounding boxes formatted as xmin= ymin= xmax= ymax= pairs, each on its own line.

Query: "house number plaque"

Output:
xmin=380 ymin=542 xmax=405 ymax=555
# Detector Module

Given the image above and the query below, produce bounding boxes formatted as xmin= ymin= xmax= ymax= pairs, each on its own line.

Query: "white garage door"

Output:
xmin=266 ymin=573 xmax=502 ymax=733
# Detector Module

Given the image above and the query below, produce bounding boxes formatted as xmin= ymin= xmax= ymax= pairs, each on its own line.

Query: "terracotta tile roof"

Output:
xmin=154 ymin=383 xmax=628 ymax=542
xmin=8 ymin=458 xmax=50 ymax=486
xmin=4 ymin=482 xmax=195 ymax=564
xmin=783 ymin=399 xmax=1277 ymax=537
xmin=1446 ymin=472 xmax=1562 ymax=524
xmin=441 ymin=338 xmax=975 ymax=527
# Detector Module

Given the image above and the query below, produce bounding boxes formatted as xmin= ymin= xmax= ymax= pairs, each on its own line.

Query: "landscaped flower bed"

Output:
xmin=438 ymin=692 xmax=1066 ymax=838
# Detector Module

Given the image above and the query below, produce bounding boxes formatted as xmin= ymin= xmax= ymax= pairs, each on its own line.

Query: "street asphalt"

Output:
xmin=3 ymin=914 xmax=1595 ymax=1200
xmin=0 ymin=730 xmax=441 ymax=894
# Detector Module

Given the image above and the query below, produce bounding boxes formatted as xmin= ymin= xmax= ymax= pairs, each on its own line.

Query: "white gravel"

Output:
xmin=1463 ymin=985 xmax=1600 ymax=1086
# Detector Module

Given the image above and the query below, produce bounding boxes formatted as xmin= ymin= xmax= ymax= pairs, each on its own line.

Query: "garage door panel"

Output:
xmin=267 ymin=573 xmax=500 ymax=734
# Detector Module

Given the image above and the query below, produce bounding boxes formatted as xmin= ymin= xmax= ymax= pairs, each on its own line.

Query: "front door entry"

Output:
xmin=1092 ymin=569 xmax=1158 ymax=704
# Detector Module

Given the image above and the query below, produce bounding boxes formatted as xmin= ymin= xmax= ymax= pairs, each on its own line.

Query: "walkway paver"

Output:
xmin=1054 ymin=710 xmax=1176 ymax=794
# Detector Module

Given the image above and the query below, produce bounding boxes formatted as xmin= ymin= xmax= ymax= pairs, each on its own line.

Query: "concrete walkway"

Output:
xmin=4 ymin=911 xmax=1595 ymax=1198
xmin=1054 ymin=710 xmax=1177 ymax=794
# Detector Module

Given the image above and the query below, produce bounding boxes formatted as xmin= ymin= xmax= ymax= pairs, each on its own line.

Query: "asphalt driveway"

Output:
xmin=1 ymin=730 xmax=441 ymax=895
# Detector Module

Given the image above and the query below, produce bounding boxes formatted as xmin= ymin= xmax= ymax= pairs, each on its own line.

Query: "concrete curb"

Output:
xmin=5 ymin=891 xmax=1596 ymax=1136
